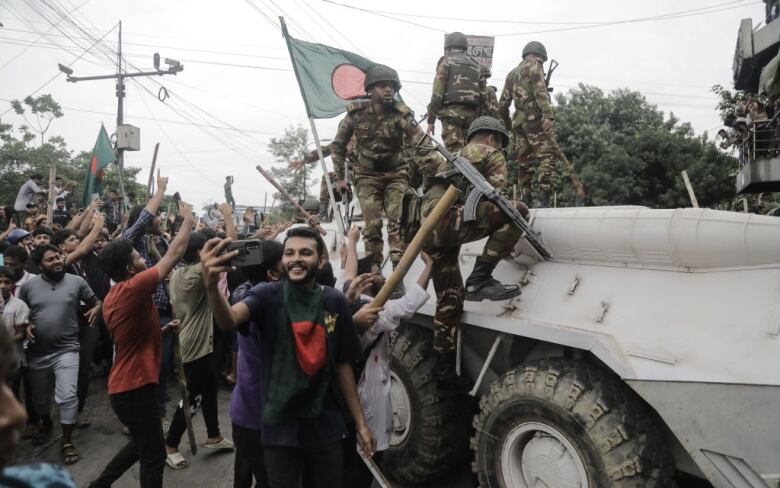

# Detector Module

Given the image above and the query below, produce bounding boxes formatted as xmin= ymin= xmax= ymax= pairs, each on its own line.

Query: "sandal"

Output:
xmin=62 ymin=443 xmax=80 ymax=465
xmin=203 ymin=438 xmax=234 ymax=450
xmin=166 ymin=452 xmax=189 ymax=470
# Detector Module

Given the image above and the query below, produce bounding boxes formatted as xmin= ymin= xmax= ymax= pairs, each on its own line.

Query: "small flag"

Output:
xmin=82 ymin=124 xmax=116 ymax=206
xmin=283 ymin=26 xmax=377 ymax=119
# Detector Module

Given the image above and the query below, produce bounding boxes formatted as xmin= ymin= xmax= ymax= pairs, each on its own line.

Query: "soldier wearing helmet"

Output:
xmin=498 ymin=40 xmax=558 ymax=207
xmin=426 ymin=32 xmax=489 ymax=152
xmin=331 ymin=64 xmax=434 ymax=290
xmin=478 ymin=65 xmax=500 ymax=118
xmin=421 ymin=116 xmax=528 ymax=382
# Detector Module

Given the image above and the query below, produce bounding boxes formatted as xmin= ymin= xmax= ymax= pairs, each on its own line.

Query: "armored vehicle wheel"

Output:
xmin=472 ymin=359 xmax=672 ymax=487
xmin=383 ymin=323 xmax=471 ymax=484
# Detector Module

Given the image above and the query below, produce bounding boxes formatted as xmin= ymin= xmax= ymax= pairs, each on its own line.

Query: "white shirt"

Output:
xmin=1 ymin=294 xmax=29 ymax=369
xmin=13 ymin=271 xmax=34 ymax=297
xmin=14 ymin=180 xmax=44 ymax=212
xmin=357 ymin=283 xmax=430 ymax=451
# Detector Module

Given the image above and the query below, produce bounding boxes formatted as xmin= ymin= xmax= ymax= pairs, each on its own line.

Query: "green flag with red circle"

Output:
xmin=81 ymin=124 xmax=116 ymax=206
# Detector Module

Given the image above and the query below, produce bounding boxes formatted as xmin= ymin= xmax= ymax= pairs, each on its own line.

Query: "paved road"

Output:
xmin=14 ymin=378 xmax=472 ymax=488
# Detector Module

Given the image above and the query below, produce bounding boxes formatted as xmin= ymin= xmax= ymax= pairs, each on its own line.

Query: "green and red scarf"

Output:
xmin=264 ymin=280 xmax=330 ymax=425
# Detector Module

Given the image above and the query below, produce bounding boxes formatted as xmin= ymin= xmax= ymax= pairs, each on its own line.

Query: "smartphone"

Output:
xmin=224 ymin=239 xmax=263 ymax=267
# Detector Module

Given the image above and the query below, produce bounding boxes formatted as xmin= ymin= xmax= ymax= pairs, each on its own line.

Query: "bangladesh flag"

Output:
xmin=283 ymin=24 xmax=377 ymax=119
xmin=82 ymin=124 xmax=116 ymax=206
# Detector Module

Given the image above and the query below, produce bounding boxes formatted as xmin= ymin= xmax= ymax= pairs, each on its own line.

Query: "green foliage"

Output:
xmin=11 ymin=94 xmax=63 ymax=146
xmin=0 ymin=98 xmax=146 ymax=210
xmin=266 ymin=124 xmax=317 ymax=219
xmin=552 ymin=84 xmax=737 ymax=208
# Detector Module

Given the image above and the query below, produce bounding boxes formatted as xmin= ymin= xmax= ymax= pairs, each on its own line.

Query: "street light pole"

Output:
xmin=59 ymin=20 xmax=183 ymax=210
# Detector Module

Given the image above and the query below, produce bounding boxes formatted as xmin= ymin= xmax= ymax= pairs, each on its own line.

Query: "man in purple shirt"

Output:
xmin=228 ymin=239 xmax=284 ymax=488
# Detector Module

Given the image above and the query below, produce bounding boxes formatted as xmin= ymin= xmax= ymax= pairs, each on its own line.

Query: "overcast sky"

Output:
xmin=0 ymin=0 xmax=762 ymax=209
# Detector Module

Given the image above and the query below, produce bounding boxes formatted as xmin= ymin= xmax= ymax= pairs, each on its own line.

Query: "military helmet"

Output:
xmin=480 ymin=65 xmax=492 ymax=79
xmin=444 ymin=31 xmax=468 ymax=50
xmin=522 ymin=41 xmax=548 ymax=61
xmin=364 ymin=64 xmax=401 ymax=91
xmin=467 ymin=116 xmax=509 ymax=147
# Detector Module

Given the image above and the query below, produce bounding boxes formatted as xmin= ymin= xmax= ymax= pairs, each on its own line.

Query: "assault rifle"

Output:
xmin=415 ymin=120 xmax=553 ymax=259
xmin=545 ymin=59 xmax=559 ymax=93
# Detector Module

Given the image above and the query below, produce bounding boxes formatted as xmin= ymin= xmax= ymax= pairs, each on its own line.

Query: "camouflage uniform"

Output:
xmin=427 ymin=51 xmax=488 ymax=153
xmin=301 ymin=143 xmax=356 ymax=205
xmin=498 ymin=56 xmax=558 ymax=204
xmin=421 ymin=143 xmax=523 ymax=353
xmin=332 ymin=99 xmax=427 ymax=265
xmin=480 ymin=85 xmax=500 ymax=118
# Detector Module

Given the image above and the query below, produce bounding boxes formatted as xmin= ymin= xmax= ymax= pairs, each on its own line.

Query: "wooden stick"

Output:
xmin=681 ymin=170 xmax=699 ymax=208
xmin=256 ymin=165 xmax=326 ymax=235
xmin=46 ymin=163 xmax=56 ymax=225
xmin=370 ymin=186 xmax=460 ymax=308
xmin=145 ymin=143 xmax=160 ymax=201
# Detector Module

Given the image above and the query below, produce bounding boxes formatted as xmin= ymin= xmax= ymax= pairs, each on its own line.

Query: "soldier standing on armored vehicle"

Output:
xmin=478 ymin=65 xmax=500 ymax=118
xmin=422 ymin=116 xmax=526 ymax=381
xmin=426 ymin=32 xmax=488 ymax=152
xmin=499 ymin=41 xmax=558 ymax=207
xmin=332 ymin=65 xmax=429 ymax=287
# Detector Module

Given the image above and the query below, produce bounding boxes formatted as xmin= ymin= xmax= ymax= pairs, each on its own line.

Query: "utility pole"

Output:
xmin=58 ymin=20 xmax=183 ymax=210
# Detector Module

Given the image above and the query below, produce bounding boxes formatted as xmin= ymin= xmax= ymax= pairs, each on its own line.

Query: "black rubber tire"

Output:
xmin=472 ymin=358 xmax=674 ymax=487
xmin=383 ymin=322 xmax=471 ymax=484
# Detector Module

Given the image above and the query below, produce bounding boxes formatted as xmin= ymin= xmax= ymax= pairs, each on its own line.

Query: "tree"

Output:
xmin=551 ymin=84 xmax=737 ymax=208
xmin=266 ymin=125 xmax=317 ymax=219
xmin=11 ymin=94 xmax=63 ymax=146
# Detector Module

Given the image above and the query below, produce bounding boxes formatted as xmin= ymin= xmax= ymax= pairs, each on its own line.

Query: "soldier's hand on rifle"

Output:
xmin=336 ymin=180 xmax=349 ymax=193
xmin=426 ymin=122 xmax=436 ymax=135
xmin=289 ymin=159 xmax=305 ymax=171
xmin=541 ymin=118 xmax=553 ymax=133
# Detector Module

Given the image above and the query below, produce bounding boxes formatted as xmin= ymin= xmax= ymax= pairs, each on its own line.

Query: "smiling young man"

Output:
xmin=18 ymin=244 xmax=101 ymax=465
xmin=201 ymin=226 xmax=375 ymax=488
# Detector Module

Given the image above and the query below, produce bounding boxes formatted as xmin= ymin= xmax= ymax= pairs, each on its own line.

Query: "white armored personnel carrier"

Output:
xmin=373 ymin=206 xmax=780 ymax=488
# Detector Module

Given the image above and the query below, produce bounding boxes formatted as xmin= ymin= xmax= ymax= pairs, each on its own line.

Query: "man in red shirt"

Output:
xmin=88 ymin=201 xmax=195 ymax=488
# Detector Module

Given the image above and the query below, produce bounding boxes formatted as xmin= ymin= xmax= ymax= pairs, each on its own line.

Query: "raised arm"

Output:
xmin=76 ymin=199 xmax=99 ymax=238
xmin=199 ymin=237 xmax=249 ymax=330
xmin=155 ymin=199 xmax=194 ymax=281
xmin=65 ymin=213 xmax=104 ymax=266
xmin=332 ymin=115 xmax=355 ymax=183
xmin=344 ymin=224 xmax=361 ymax=281
xmin=218 ymin=203 xmax=237 ymax=240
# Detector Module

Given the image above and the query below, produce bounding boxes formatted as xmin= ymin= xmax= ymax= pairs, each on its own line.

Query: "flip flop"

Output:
xmin=166 ymin=452 xmax=189 ymax=470
xmin=62 ymin=443 xmax=80 ymax=465
xmin=203 ymin=438 xmax=234 ymax=450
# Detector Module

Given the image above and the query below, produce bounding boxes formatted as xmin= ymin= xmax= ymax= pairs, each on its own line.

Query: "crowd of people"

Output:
xmin=0 ymin=162 xmax=439 ymax=488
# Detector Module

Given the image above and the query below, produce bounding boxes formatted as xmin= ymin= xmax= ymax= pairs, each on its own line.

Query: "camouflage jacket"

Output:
xmin=479 ymin=85 xmax=500 ymax=118
xmin=498 ymin=56 xmax=553 ymax=129
xmin=427 ymin=52 xmax=487 ymax=122
xmin=332 ymin=100 xmax=426 ymax=180
xmin=424 ymin=142 xmax=507 ymax=207
xmin=302 ymin=142 xmax=358 ymax=177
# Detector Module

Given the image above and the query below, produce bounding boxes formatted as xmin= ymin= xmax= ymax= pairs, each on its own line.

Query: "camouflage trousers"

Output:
xmin=441 ymin=114 xmax=476 ymax=153
xmin=355 ymin=167 xmax=409 ymax=264
xmin=423 ymin=200 xmax=523 ymax=353
xmin=513 ymin=122 xmax=558 ymax=201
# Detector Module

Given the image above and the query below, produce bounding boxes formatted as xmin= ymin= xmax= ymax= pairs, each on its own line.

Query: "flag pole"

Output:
xmin=279 ymin=17 xmax=346 ymax=241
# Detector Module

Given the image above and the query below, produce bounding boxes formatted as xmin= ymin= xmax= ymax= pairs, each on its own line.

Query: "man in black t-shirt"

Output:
xmin=201 ymin=226 xmax=375 ymax=488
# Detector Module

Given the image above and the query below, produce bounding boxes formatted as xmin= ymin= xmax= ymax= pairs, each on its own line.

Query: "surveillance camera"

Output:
xmin=58 ymin=63 xmax=73 ymax=76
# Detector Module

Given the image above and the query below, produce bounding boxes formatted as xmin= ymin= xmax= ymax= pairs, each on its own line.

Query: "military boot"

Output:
xmin=390 ymin=259 xmax=406 ymax=299
xmin=465 ymin=257 xmax=521 ymax=302
xmin=316 ymin=203 xmax=329 ymax=222
xmin=433 ymin=350 xmax=467 ymax=391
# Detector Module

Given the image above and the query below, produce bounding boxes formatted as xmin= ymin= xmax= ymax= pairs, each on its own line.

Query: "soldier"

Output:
xmin=499 ymin=40 xmax=558 ymax=207
xmin=422 ymin=116 xmax=527 ymax=380
xmin=478 ymin=65 xmax=500 ymax=118
xmin=332 ymin=64 xmax=429 ymax=277
xmin=290 ymin=137 xmax=357 ymax=220
xmin=426 ymin=32 xmax=487 ymax=153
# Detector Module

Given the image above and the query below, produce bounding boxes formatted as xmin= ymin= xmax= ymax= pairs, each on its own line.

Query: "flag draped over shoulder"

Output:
xmin=284 ymin=30 xmax=376 ymax=119
xmin=82 ymin=125 xmax=116 ymax=206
